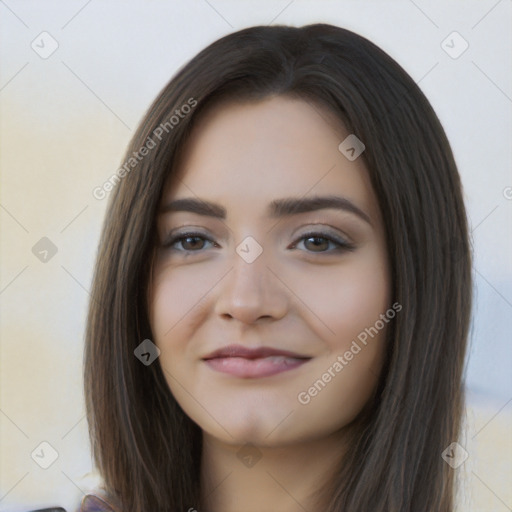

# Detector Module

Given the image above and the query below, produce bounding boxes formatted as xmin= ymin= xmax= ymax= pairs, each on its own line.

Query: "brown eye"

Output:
xmin=179 ymin=235 xmax=207 ymax=251
xmin=303 ymin=236 xmax=330 ymax=252
xmin=162 ymin=231 xmax=216 ymax=252
xmin=291 ymin=231 xmax=356 ymax=254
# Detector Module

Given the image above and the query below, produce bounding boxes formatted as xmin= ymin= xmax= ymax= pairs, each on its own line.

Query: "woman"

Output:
xmin=80 ymin=23 xmax=472 ymax=512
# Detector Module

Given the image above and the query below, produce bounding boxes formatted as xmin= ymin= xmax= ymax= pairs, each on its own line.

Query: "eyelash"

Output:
xmin=161 ymin=230 xmax=356 ymax=255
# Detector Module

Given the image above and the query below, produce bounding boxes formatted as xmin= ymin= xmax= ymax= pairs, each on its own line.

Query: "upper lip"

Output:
xmin=202 ymin=344 xmax=311 ymax=360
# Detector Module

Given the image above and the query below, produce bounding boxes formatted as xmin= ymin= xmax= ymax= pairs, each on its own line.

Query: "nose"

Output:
xmin=214 ymin=244 xmax=288 ymax=325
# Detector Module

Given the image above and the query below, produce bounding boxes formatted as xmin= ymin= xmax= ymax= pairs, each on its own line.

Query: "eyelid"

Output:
xmin=161 ymin=223 xmax=352 ymax=242
xmin=160 ymin=224 xmax=356 ymax=254
xmin=291 ymin=223 xmax=354 ymax=245
xmin=289 ymin=229 xmax=356 ymax=253
xmin=161 ymin=229 xmax=212 ymax=246
xmin=160 ymin=224 xmax=211 ymax=242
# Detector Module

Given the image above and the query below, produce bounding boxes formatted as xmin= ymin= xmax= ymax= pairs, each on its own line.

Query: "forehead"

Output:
xmin=161 ymin=96 xmax=378 ymax=222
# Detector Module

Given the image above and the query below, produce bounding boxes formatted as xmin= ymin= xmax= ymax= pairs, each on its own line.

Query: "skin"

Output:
xmin=148 ymin=95 xmax=391 ymax=512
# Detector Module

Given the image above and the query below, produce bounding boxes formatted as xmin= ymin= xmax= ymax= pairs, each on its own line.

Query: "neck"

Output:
xmin=198 ymin=429 xmax=348 ymax=512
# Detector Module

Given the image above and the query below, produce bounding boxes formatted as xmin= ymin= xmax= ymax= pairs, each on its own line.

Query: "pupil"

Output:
xmin=307 ymin=237 xmax=326 ymax=251
xmin=186 ymin=236 xmax=202 ymax=249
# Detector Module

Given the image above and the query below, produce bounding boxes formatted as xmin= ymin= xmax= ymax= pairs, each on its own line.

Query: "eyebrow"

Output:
xmin=159 ymin=194 xmax=372 ymax=226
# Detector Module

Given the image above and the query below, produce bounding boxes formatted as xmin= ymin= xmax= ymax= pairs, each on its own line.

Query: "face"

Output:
xmin=148 ymin=95 xmax=391 ymax=447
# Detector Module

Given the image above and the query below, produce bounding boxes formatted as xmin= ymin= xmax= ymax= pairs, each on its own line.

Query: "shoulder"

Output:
xmin=79 ymin=493 xmax=122 ymax=512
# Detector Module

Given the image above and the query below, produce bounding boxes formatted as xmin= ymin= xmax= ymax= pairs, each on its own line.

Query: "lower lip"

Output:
xmin=204 ymin=356 xmax=310 ymax=378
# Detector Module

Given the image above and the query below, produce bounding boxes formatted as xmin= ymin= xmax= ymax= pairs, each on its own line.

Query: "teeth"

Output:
xmin=262 ymin=356 xmax=297 ymax=364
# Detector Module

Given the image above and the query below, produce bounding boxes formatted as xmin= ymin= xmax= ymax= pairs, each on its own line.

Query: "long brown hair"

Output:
xmin=84 ymin=23 xmax=473 ymax=511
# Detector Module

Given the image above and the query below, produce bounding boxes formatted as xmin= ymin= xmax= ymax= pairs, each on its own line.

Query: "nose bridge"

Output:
xmin=215 ymin=238 xmax=285 ymax=322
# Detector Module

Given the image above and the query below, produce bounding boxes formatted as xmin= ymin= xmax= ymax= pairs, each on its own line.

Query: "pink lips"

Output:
xmin=202 ymin=344 xmax=311 ymax=378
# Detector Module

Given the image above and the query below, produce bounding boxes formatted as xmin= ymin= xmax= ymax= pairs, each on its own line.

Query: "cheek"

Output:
xmin=148 ymin=264 xmax=224 ymax=398
xmin=149 ymin=265 xmax=214 ymax=344
xmin=149 ymin=278 xmax=180 ymax=346
xmin=294 ymin=252 xmax=390 ymax=348
xmin=290 ymin=291 xmax=390 ymax=439
xmin=286 ymin=253 xmax=390 ymax=421
xmin=148 ymin=272 xmax=200 ymax=396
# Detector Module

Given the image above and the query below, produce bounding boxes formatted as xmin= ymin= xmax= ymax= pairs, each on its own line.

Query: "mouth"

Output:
xmin=202 ymin=344 xmax=312 ymax=378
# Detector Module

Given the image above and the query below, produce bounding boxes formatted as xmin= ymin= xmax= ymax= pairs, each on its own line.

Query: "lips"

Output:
xmin=202 ymin=344 xmax=310 ymax=360
xmin=202 ymin=344 xmax=311 ymax=378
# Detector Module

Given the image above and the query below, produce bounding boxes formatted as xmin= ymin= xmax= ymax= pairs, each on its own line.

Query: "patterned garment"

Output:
xmin=79 ymin=494 xmax=121 ymax=512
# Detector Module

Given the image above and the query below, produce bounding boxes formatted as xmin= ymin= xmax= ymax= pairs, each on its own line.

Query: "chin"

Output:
xmin=200 ymin=407 xmax=290 ymax=446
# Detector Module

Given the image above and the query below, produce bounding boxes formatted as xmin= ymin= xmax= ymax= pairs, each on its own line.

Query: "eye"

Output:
xmin=161 ymin=229 xmax=355 ymax=254
xmin=290 ymin=231 xmax=356 ymax=254
xmin=161 ymin=231 xmax=217 ymax=252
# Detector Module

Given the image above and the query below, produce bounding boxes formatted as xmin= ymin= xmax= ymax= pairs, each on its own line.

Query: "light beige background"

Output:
xmin=1 ymin=1 xmax=511 ymax=511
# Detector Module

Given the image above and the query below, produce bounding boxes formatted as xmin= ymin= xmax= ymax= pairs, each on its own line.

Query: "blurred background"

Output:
xmin=1 ymin=1 xmax=511 ymax=511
